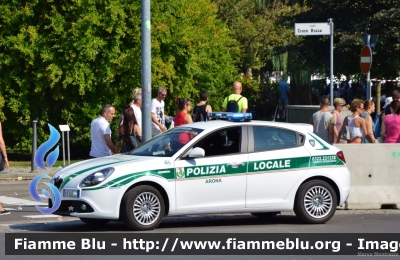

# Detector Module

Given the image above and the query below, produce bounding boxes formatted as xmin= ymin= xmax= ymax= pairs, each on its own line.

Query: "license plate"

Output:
xmin=63 ymin=189 xmax=80 ymax=198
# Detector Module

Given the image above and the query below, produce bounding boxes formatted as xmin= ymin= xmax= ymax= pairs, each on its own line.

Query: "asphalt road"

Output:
xmin=1 ymin=181 xmax=400 ymax=260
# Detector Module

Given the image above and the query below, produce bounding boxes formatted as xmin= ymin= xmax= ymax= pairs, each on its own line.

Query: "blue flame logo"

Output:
xmin=29 ymin=123 xmax=62 ymax=214
xmin=35 ymin=124 xmax=60 ymax=170
xmin=29 ymin=174 xmax=61 ymax=214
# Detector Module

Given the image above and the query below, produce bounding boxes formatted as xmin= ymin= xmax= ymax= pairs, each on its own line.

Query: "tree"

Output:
xmin=214 ymin=0 xmax=308 ymax=105
xmin=0 ymin=0 xmax=237 ymax=155
xmin=213 ymin=0 xmax=291 ymax=78
xmin=150 ymin=0 xmax=238 ymax=115
xmin=284 ymin=0 xmax=400 ymax=85
xmin=251 ymin=0 xmax=400 ymax=104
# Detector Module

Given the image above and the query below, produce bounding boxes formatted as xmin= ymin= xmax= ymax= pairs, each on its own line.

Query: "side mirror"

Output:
xmin=188 ymin=147 xmax=205 ymax=158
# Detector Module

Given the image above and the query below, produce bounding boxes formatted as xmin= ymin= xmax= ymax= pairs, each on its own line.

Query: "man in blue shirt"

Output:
xmin=278 ymin=76 xmax=290 ymax=119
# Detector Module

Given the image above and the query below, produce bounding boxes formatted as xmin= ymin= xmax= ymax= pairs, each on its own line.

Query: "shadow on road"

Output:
xmin=7 ymin=214 xmax=302 ymax=232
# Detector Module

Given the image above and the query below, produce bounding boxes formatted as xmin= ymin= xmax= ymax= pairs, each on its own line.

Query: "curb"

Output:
xmin=0 ymin=170 xmax=57 ymax=181
xmin=0 ymin=174 xmax=55 ymax=181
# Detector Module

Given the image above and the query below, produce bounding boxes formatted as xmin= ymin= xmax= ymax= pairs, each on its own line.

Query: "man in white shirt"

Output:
xmin=131 ymin=94 xmax=142 ymax=131
xmin=151 ymin=87 xmax=171 ymax=137
xmin=89 ymin=104 xmax=116 ymax=158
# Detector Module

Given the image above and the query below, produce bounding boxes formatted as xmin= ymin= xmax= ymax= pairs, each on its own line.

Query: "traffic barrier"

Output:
xmin=286 ymin=105 xmax=351 ymax=124
xmin=334 ymin=144 xmax=400 ymax=209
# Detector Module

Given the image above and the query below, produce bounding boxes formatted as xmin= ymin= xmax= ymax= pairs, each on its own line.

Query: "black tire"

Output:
xmin=121 ymin=185 xmax=165 ymax=231
xmin=251 ymin=212 xmax=279 ymax=218
xmin=294 ymin=180 xmax=337 ymax=224
xmin=79 ymin=218 xmax=110 ymax=225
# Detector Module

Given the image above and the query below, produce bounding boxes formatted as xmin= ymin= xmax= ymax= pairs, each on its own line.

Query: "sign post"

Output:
xmin=59 ymin=125 xmax=70 ymax=166
xmin=141 ymin=0 xmax=151 ymax=143
xmin=295 ymin=20 xmax=333 ymax=105
xmin=30 ymin=120 xmax=38 ymax=173
xmin=362 ymin=34 xmax=379 ymax=100
xmin=360 ymin=46 xmax=372 ymax=74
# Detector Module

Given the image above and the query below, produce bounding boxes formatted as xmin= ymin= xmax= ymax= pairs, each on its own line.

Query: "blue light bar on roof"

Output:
xmin=208 ymin=112 xmax=252 ymax=122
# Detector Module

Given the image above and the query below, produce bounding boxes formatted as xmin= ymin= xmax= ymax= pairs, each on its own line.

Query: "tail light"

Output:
xmin=336 ymin=151 xmax=346 ymax=163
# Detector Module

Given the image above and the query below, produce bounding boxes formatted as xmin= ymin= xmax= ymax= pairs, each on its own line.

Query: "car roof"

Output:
xmin=178 ymin=120 xmax=313 ymax=134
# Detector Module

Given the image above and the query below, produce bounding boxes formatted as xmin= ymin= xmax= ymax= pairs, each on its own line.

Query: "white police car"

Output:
xmin=51 ymin=113 xmax=350 ymax=230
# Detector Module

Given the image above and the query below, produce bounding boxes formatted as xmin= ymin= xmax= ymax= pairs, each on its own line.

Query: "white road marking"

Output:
xmin=0 ymin=196 xmax=47 ymax=206
xmin=22 ymin=214 xmax=63 ymax=219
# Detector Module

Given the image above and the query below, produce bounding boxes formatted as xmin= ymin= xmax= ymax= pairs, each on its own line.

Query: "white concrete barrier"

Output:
xmin=335 ymin=144 xmax=400 ymax=209
xmin=287 ymin=105 xmax=351 ymax=123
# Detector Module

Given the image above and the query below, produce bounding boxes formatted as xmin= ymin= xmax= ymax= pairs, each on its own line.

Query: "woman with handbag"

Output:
xmin=115 ymin=105 xmax=142 ymax=153
xmin=337 ymin=99 xmax=372 ymax=144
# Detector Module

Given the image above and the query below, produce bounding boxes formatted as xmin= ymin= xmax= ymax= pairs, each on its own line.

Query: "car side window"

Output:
xmin=253 ymin=126 xmax=297 ymax=152
xmin=193 ymin=127 xmax=241 ymax=157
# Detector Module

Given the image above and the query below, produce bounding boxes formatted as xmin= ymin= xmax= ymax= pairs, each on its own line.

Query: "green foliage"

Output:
xmin=150 ymin=0 xmax=238 ymax=116
xmin=214 ymin=0 xmax=294 ymax=77
xmin=240 ymin=75 xmax=261 ymax=104
xmin=239 ymin=75 xmax=279 ymax=118
xmin=0 ymin=0 xmax=141 ymax=152
xmin=0 ymin=0 xmax=237 ymax=155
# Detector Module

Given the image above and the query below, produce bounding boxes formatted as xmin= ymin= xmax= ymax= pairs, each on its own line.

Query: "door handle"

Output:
xmin=227 ymin=162 xmax=245 ymax=168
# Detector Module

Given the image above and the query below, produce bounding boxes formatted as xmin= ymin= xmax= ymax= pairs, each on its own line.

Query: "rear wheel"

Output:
xmin=121 ymin=185 xmax=165 ymax=231
xmin=294 ymin=180 xmax=337 ymax=224
xmin=79 ymin=218 xmax=110 ymax=225
xmin=251 ymin=212 xmax=279 ymax=218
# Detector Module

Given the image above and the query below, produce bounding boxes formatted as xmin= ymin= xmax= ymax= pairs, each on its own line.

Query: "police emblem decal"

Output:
xmin=176 ymin=167 xmax=185 ymax=179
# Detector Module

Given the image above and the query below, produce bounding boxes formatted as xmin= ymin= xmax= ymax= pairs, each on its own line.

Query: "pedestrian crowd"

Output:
xmin=311 ymin=90 xmax=400 ymax=144
xmin=89 ymin=81 xmax=248 ymax=157
xmin=88 ymin=79 xmax=399 ymax=158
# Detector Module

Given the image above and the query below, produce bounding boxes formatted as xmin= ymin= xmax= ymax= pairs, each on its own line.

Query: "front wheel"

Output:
xmin=121 ymin=185 xmax=165 ymax=231
xmin=294 ymin=180 xmax=337 ymax=224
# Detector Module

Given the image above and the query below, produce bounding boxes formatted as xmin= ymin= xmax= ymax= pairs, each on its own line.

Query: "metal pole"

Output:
xmin=30 ymin=120 xmax=38 ymax=173
xmin=367 ymin=71 xmax=371 ymax=100
xmin=376 ymin=81 xmax=381 ymax=114
xmin=67 ymin=131 xmax=70 ymax=165
xmin=62 ymin=132 xmax=65 ymax=166
xmin=366 ymin=35 xmax=371 ymax=100
xmin=329 ymin=18 xmax=334 ymax=105
xmin=141 ymin=0 xmax=152 ymax=143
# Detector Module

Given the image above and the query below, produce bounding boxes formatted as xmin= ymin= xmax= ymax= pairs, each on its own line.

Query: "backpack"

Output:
xmin=226 ymin=95 xmax=243 ymax=112
xmin=373 ymin=113 xmax=382 ymax=138
xmin=192 ymin=106 xmax=206 ymax=122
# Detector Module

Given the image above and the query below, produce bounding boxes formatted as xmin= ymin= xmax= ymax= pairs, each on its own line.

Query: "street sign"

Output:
xmin=294 ymin=19 xmax=334 ymax=105
xmin=360 ymin=45 xmax=372 ymax=74
xmin=294 ymin=23 xmax=331 ymax=36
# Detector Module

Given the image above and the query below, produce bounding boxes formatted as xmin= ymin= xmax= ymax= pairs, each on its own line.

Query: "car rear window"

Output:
xmin=253 ymin=126 xmax=298 ymax=151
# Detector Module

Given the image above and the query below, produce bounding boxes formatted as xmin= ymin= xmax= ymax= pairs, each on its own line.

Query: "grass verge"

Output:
xmin=9 ymin=160 xmax=83 ymax=168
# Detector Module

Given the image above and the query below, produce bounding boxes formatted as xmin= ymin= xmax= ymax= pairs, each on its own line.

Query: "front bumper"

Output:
xmin=49 ymin=199 xmax=95 ymax=216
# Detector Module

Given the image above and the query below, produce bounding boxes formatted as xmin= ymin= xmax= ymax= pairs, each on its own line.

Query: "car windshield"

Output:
xmin=129 ymin=127 xmax=203 ymax=157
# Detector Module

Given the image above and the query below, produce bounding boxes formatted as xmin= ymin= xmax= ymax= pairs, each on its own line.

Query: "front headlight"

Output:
xmin=79 ymin=167 xmax=115 ymax=187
